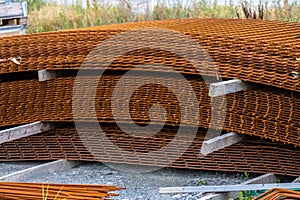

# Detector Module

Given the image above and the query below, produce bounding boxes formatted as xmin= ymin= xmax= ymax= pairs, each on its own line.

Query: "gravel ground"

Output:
xmin=23 ymin=162 xmax=249 ymax=200
xmin=0 ymin=162 xmax=46 ymax=177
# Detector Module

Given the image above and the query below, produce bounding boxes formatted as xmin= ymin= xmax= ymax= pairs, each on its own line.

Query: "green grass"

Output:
xmin=42 ymin=184 xmax=66 ymax=200
xmin=26 ymin=0 xmax=300 ymax=33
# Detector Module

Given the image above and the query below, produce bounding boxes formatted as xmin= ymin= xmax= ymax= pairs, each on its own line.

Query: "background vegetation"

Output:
xmin=26 ymin=0 xmax=300 ymax=33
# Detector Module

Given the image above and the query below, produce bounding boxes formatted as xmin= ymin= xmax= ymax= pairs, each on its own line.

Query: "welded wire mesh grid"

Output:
xmin=1 ymin=75 xmax=300 ymax=146
xmin=0 ymin=18 xmax=299 ymax=91
xmin=0 ymin=18 xmax=300 ymax=177
xmin=0 ymin=125 xmax=299 ymax=176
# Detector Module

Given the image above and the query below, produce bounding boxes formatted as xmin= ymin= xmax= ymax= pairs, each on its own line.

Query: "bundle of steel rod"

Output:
xmin=0 ymin=124 xmax=299 ymax=176
xmin=0 ymin=18 xmax=299 ymax=91
xmin=0 ymin=182 xmax=123 ymax=200
xmin=253 ymin=188 xmax=300 ymax=200
xmin=1 ymin=75 xmax=300 ymax=146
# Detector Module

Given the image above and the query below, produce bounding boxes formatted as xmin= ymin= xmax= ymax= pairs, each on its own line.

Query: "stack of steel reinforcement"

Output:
xmin=0 ymin=18 xmax=300 ymax=177
xmin=1 ymin=75 xmax=300 ymax=145
xmin=0 ymin=18 xmax=299 ymax=90
xmin=0 ymin=125 xmax=300 ymax=176
xmin=0 ymin=182 xmax=123 ymax=199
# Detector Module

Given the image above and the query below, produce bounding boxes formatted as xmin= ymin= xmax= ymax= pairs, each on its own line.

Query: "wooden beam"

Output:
xmin=199 ymin=194 xmax=225 ymax=200
xmin=38 ymin=70 xmax=61 ymax=81
xmin=0 ymin=121 xmax=57 ymax=144
xmin=201 ymin=132 xmax=245 ymax=155
xmin=22 ymin=2 xmax=28 ymax=18
xmin=242 ymin=173 xmax=277 ymax=185
xmin=0 ymin=3 xmax=24 ymax=18
xmin=209 ymin=79 xmax=256 ymax=97
xmin=293 ymin=176 xmax=300 ymax=183
xmin=0 ymin=160 xmax=81 ymax=182
xmin=225 ymin=173 xmax=277 ymax=199
xmin=159 ymin=183 xmax=300 ymax=194
xmin=190 ymin=174 xmax=278 ymax=200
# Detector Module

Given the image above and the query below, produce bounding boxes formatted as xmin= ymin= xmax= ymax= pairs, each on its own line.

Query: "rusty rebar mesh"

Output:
xmin=1 ymin=75 xmax=300 ymax=146
xmin=253 ymin=188 xmax=300 ymax=200
xmin=0 ymin=19 xmax=299 ymax=91
xmin=1 ymin=18 xmax=300 ymax=178
xmin=0 ymin=182 xmax=123 ymax=200
xmin=0 ymin=124 xmax=299 ymax=177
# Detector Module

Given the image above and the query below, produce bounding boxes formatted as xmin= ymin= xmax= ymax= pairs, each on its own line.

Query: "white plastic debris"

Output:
xmin=0 ymin=56 xmax=21 ymax=65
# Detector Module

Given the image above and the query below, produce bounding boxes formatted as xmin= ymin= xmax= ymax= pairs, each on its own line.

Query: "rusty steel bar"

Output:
xmin=0 ymin=19 xmax=299 ymax=92
xmin=0 ymin=125 xmax=299 ymax=177
xmin=253 ymin=188 xmax=300 ymax=200
xmin=0 ymin=181 xmax=123 ymax=200
xmin=0 ymin=75 xmax=300 ymax=146
xmin=0 ymin=19 xmax=299 ymax=180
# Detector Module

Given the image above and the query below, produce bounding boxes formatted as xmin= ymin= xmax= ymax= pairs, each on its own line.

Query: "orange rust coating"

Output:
xmin=1 ymin=75 xmax=300 ymax=146
xmin=253 ymin=188 xmax=300 ymax=200
xmin=0 ymin=19 xmax=299 ymax=91
xmin=0 ymin=182 xmax=123 ymax=200
xmin=0 ymin=125 xmax=299 ymax=177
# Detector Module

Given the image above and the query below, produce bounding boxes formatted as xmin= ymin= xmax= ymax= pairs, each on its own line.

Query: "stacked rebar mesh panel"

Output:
xmin=0 ymin=18 xmax=300 ymax=176
xmin=1 ymin=75 xmax=300 ymax=145
xmin=0 ymin=125 xmax=300 ymax=176
xmin=0 ymin=19 xmax=299 ymax=90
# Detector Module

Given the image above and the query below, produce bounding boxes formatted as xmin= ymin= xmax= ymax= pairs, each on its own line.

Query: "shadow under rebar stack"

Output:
xmin=0 ymin=18 xmax=300 ymax=176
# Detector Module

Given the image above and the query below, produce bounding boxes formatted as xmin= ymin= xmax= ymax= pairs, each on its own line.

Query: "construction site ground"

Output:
xmin=0 ymin=161 xmax=261 ymax=200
